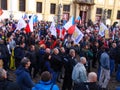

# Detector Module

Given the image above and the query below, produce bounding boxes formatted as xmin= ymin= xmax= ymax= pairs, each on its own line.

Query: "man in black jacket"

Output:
xmin=62 ymin=49 xmax=77 ymax=90
xmin=14 ymin=42 xmax=26 ymax=68
xmin=0 ymin=39 xmax=10 ymax=70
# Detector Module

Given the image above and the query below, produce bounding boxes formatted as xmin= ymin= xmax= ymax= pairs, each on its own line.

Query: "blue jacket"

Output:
xmin=100 ymin=52 xmax=110 ymax=70
xmin=15 ymin=66 xmax=35 ymax=90
xmin=32 ymin=80 xmax=59 ymax=90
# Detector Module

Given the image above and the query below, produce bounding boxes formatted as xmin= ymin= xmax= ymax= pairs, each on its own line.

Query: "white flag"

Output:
xmin=72 ymin=26 xmax=84 ymax=44
xmin=29 ymin=15 xmax=34 ymax=32
xmin=99 ymin=23 xmax=108 ymax=37
xmin=16 ymin=18 xmax=26 ymax=30
xmin=49 ymin=21 xmax=57 ymax=37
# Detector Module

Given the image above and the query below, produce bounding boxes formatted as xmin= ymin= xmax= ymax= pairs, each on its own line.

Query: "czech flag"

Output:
xmin=75 ymin=16 xmax=81 ymax=25
xmin=25 ymin=15 xmax=34 ymax=33
xmin=63 ymin=16 xmax=75 ymax=34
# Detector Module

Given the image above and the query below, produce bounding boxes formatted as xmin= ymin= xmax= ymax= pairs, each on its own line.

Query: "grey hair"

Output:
xmin=21 ymin=57 xmax=30 ymax=67
xmin=79 ymin=57 xmax=86 ymax=62
xmin=69 ymin=49 xmax=75 ymax=54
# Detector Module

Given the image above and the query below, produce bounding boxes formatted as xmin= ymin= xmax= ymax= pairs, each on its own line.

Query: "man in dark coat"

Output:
xmin=0 ymin=39 xmax=10 ymax=70
xmin=14 ymin=42 xmax=26 ymax=68
xmin=50 ymin=48 xmax=62 ymax=83
xmin=62 ymin=49 xmax=77 ymax=90
xmin=15 ymin=57 xmax=35 ymax=90
xmin=25 ymin=45 xmax=38 ymax=78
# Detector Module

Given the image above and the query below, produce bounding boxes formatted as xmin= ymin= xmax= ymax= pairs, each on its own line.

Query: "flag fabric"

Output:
xmin=49 ymin=21 xmax=57 ymax=37
xmin=15 ymin=17 xmax=26 ymax=31
xmin=29 ymin=15 xmax=34 ymax=32
xmin=72 ymin=26 xmax=84 ymax=44
xmin=63 ymin=16 xmax=74 ymax=30
xmin=61 ymin=28 xmax=66 ymax=40
xmin=67 ymin=25 xmax=75 ymax=34
xmin=99 ymin=23 xmax=108 ymax=37
xmin=75 ymin=16 xmax=81 ymax=24
xmin=33 ymin=15 xmax=38 ymax=26
xmin=22 ymin=13 xmax=28 ymax=20
xmin=56 ymin=24 xmax=61 ymax=37
xmin=0 ymin=8 xmax=3 ymax=16
xmin=25 ymin=24 xmax=31 ymax=33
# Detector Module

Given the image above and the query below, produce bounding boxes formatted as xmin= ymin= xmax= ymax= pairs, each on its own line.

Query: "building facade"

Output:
xmin=0 ymin=0 xmax=73 ymax=22
xmin=0 ymin=0 xmax=120 ymax=25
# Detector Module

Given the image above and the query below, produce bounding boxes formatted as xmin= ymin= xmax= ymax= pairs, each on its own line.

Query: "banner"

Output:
xmin=99 ymin=22 xmax=108 ymax=37
xmin=105 ymin=30 xmax=109 ymax=39
xmin=49 ymin=21 xmax=57 ymax=37
xmin=72 ymin=26 xmax=84 ymax=44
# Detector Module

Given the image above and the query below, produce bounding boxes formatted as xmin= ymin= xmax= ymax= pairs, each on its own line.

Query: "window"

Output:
xmin=96 ymin=8 xmax=102 ymax=14
xmin=107 ymin=9 xmax=112 ymax=19
xmin=1 ymin=0 xmax=7 ymax=10
xmin=50 ymin=3 xmax=56 ymax=14
xmin=19 ymin=0 xmax=26 ymax=11
xmin=117 ymin=10 xmax=120 ymax=19
xmin=36 ymin=2 xmax=42 ymax=13
xmin=63 ymin=5 xmax=70 ymax=12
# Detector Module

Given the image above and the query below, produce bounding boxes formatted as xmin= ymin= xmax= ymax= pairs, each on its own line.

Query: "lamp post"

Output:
xmin=57 ymin=4 xmax=62 ymax=23
xmin=102 ymin=9 xmax=108 ymax=25
xmin=9 ymin=0 xmax=13 ymax=20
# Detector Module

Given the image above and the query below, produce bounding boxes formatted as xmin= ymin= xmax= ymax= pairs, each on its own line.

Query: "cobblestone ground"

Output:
xmin=7 ymin=68 xmax=120 ymax=90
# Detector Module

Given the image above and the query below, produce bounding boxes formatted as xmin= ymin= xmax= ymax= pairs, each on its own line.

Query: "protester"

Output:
xmin=72 ymin=57 xmax=87 ymax=84
xmin=32 ymin=71 xmax=59 ymax=90
xmin=73 ymin=72 xmax=102 ymax=90
xmin=0 ymin=39 xmax=10 ymax=70
xmin=50 ymin=48 xmax=62 ymax=83
xmin=14 ymin=42 xmax=26 ymax=68
xmin=62 ymin=49 xmax=77 ymax=90
xmin=15 ymin=57 xmax=35 ymax=90
xmin=99 ymin=47 xmax=110 ymax=90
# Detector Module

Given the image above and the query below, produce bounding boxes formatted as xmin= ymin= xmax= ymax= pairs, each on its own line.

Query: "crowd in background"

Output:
xmin=0 ymin=17 xmax=120 ymax=90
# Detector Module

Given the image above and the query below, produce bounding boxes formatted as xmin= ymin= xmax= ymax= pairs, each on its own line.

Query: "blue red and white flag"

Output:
xmin=25 ymin=15 xmax=34 ymax=33
xmin=63 ymin=16 xmax=75 ymax=34
xmin=75 ymin=16 xmax=81 ymax=25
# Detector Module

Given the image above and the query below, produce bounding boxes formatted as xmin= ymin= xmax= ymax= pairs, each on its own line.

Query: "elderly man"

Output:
xmin=62 ymin=49 xmax=77 ymax=90
xmin=50 ymin=48 xmax=62 ymax=83
xmin=72 ymin=57 xmax=87 ymax=85
xmin=73 ymin=72 xmax=102 ymax=90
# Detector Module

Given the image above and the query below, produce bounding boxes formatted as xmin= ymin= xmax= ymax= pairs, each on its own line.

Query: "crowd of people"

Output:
xmin=0 ymin=17 xmax=120 ymax=90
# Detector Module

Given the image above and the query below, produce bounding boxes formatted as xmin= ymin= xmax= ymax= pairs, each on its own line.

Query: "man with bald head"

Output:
xmin=73 ymin=72 xmax=102 ymax=90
